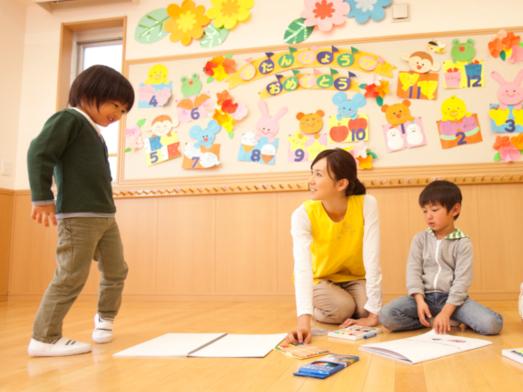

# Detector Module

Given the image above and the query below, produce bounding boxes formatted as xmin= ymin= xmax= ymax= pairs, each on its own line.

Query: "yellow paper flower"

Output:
xmin=164 ymin=0 xmax=210 ymax=46
xmin=206 ymin=0 xmax=253 ymax=30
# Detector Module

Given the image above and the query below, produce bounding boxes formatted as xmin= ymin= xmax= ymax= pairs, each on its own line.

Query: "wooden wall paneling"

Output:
xmin=9 ymin=193 xmax=57 ymax=295
xmin=115 ymin=197 xmax=159 ymax=295
xmin=215 ymin=193 xmax=278 ymax=295
xmin=476 ymin=184 xmax=523 ymax=295
xmin=276 ymin=191 xmax=308 ymax=295
xmin=155 ymin=195 xmax=216 ymax=295
xmin=456 ymin=184 xmax=482 ymax=294
xmin=0 ymin=190 xmax=14 ymax=298
xmin=372 ymin=187 xmax=417 ymax=297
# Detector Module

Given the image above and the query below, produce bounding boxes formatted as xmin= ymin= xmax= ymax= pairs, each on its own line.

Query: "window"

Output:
xmin=76 ymin=36 xmax=123 ymax=182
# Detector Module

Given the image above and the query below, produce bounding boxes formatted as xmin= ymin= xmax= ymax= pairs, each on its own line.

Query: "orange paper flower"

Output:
xmin=164 ymin=0 xmax=210 ymax=46
xmin=502 ymin=31 xmax=520 ymax=50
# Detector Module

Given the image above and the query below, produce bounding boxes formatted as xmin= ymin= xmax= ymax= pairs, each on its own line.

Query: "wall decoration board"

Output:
xmin=120 ymin=27 xmax=523 ymax=185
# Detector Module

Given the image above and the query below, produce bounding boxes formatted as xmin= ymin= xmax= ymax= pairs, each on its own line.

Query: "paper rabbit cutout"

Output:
xmin=491 ymin=69 xmax=523 ymax=107
xmin=255 ymin=100 xmax=288 ymax=142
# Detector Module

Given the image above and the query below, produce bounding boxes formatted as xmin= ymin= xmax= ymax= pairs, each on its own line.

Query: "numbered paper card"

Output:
xmin=437 ymin=114 xmax=482 ymax=149
xmin=489 ymin=104 xmax=523 ymax=133
xmin=238 ymin=133 xmax=279 ymax=165
xmin=383 ymin=118 xmax=426 ymax=152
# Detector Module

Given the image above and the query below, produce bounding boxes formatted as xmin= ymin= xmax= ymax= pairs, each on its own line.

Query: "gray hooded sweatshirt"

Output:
xmin=406 ymin=228 xmax=472 ymax=306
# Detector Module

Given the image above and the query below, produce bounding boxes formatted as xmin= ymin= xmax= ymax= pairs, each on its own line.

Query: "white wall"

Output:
xmin=11 ymin=0 xmax=522 ymax=189
xmin=0 ymin=0 xmax=26 ymax=189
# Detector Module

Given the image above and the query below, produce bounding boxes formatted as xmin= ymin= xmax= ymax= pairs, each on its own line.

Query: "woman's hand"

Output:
xmin=286 ymin=314 xmax=312 ymax=344
xmin=340 ymin=312 xmax=379 ymax=328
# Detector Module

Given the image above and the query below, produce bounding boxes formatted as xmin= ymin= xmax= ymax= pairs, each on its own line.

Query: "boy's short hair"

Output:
xmin=68 ymin=65 xmax=135 ymax=110
xmin=419 ymin=180 xmax=462 ymax=219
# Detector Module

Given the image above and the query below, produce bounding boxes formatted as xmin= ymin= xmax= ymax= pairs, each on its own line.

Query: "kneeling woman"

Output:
xmin=288 ymin=148 xmax=383 ymax=344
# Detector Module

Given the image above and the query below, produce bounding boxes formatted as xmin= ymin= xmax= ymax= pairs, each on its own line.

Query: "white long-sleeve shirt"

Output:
xmin=291 ymin=194 xmax=382 ymax=316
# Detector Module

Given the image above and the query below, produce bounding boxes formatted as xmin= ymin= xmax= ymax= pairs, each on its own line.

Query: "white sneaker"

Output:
xmin=28 ymin=337 xmax=91 ymax=357
xmin=92 ymin=314 xmax=114 ymax=344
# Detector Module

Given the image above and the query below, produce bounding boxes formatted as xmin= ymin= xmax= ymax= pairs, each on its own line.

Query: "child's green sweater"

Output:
xmin=27 ymin=109 xmax=115 ymax=214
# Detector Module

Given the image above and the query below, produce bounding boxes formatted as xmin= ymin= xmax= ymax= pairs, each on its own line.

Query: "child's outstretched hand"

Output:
xmin=432 ymin=304 xmax=456 ymax=334
xmin=414 ymin=294 xmax=432 ymax=327
xmin=31 ymin=204 xmax=57 ymax=227
xmin=286 ymin=314 xmax=312 ymax=344
xmin=432 ymin=312 xmax=451 ymax=334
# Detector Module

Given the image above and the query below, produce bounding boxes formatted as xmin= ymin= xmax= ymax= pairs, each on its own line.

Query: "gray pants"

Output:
xmin=32 ymin=218 xmax=128 ymax=343
xmin=313 ymin=279 xmax=368 ymax=324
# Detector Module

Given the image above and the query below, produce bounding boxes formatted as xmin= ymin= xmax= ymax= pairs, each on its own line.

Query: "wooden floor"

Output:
xmin=0 ymin=298 xmax=522 ymax=391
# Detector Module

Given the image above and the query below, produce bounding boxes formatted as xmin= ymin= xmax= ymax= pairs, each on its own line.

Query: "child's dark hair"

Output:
xmin=68 ymin=65 xmax=134 ymax=110
xmin=311 ymin=148 xmax=366 ymax=196
xmin=419 ymin=180 xmax=462 ymax=219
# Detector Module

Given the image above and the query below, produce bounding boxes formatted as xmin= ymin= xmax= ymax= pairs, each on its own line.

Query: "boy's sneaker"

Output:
xmin=28 ymin=337 xmax=91 ymax=357
xmin=92 ymin=314 xmax=114 ymax=344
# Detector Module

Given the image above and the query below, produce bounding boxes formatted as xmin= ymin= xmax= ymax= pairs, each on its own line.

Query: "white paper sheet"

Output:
xmin=113 ymin=333 xmax=225 ymax=358
xmin=114 ymin=332 xmax=286 ymax=358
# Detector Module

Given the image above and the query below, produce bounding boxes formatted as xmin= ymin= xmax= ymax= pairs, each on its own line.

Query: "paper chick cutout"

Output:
xmin=138 ymin=64 xmax=173 ymax=108
xmin=437 ymin=96 xmax=482 ymax=149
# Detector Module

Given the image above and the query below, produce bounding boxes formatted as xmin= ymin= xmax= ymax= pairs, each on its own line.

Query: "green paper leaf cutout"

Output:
xmin=135 ymin=8 xmax=169 ymax=44
xmin=283 ymin=18 xmax=314 ymax=44
xmin=493 ymin=152 xmax=501 ymax=161
xmin=200 ymin=25 xmax=229 ymax=48
xmin=500 ymin=51 xmax=506 ymax=61
xmin=376 ymin=96 xmax=384 ymax=106
xmin=136 ymin=118 xmax=146 ymax=128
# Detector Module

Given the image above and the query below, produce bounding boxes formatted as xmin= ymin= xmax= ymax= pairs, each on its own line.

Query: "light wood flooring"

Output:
xmin=0 ymin=298 xmax=522 ymax=391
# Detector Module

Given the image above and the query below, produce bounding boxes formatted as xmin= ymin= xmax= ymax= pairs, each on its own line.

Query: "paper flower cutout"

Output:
xmin=493 ymin=136 xmax=521 ymax=162
xmin=488 ymin=30 xmax=522 ymax=62
xmin=206 ymin=0 xmax=253 ymax=30
xmin=203 ymin=55 xmax=237 ymax=82
xmin=347 ymin=0 xmax=391 ymax=24
xmin=301 ymin=0 xmax=349 ymax=32
xmin=164 ymin=0 xmax=210 ymax=46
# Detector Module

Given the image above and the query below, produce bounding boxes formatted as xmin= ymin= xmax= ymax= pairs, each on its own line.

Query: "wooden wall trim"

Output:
xmin=113 ymin=161 xmax=523 ymax=198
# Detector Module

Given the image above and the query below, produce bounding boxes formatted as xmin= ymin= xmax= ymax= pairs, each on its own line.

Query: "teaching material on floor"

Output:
xmin=360 ymin=330 xmax=491 ymax=364
xmin=275 ymin=343 xmax=329 ymax=359
xmin=328 ymin=325 xmax=381 ymax=341
xmin=293 ymin=353 xmax=360 ymax=379
xmin=502 ymin=348 xmax=523 ymax=364
xmin=113 ymin=332 xmax=286 ymax=358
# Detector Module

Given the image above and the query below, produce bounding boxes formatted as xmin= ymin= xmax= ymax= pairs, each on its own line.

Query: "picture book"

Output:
xmin=113 ymin=332 xmax=286 ymax=358
xmin=360 ymin=330 xmax=491 ymax=365
xmin=328 ymin=325 xmax=381 ymax=341
xmin=293 ymin=354 xmax=360 ymax=379
xmin=275 ymin=343 xmax=329 ymax=360
xmin=502 ymin=348 xmax=523 ymax=365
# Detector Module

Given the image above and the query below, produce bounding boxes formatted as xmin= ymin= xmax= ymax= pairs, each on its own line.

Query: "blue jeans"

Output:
xmin=379 ymin=293 xmax=503 ymax=335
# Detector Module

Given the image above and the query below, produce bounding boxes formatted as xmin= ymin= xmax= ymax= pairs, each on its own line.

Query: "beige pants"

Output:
xmin=313 ymin=279 xmax=368 ymax=324
xmin=32 ymin=218 xmax=128 ymax=343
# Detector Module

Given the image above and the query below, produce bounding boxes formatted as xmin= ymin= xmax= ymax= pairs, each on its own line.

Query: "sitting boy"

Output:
xmin=380 ymin=180 xmax=502 ymax=335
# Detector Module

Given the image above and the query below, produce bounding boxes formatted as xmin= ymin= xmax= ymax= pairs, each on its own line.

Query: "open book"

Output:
xmin=114 ymin=332 xmax=286 ymax=358
xmin=360 ymin=330 xmax=491 ymax=364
